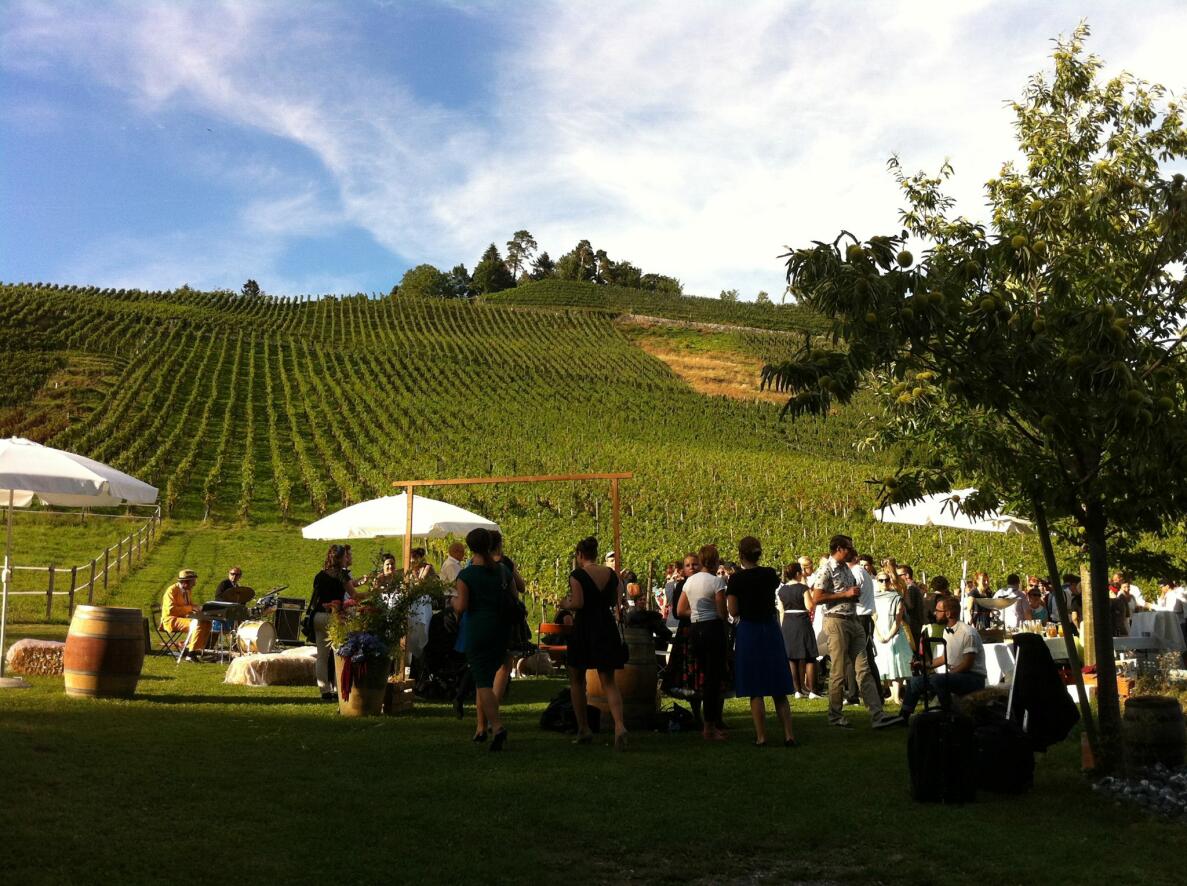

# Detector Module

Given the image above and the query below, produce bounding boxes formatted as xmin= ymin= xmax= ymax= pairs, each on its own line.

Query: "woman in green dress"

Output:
xmin=452 ymin=527 xmax=513 ymax=751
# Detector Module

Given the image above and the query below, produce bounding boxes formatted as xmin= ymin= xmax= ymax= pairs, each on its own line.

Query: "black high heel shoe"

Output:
xmin=471 ymin=730 xmax=489 ymax=743
xmin=489 ymin=728 xmax=508 ymax=752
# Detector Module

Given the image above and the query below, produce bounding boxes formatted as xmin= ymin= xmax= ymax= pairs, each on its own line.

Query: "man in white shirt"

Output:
xmin=995 ymin=573 xmax=1031 ymax=630
xmin=844 ymin=552 xmax=881 ymax=702
xmin=889 ymin=597 xmax=987 ymax=723
xmin=440 ymin=542 xmax=466 ymax=589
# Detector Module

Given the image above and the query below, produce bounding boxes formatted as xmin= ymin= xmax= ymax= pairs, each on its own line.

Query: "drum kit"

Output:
xmin=190 ymin=585 xmax=289 ymax=661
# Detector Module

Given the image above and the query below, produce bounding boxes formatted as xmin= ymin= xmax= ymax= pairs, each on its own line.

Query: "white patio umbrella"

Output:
xmin=0 ymin=437 xmax=159 ymax=685
xmin=301 ymin=493 xmax=499 ymax=540
xmin=873 ymin=488 xmax=1033 ymax=534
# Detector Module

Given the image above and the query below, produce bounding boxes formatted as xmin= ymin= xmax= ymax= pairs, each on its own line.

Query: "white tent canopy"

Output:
xmin=873 ymin=488 xmax=1033 ymax=535
xmin=301 ymin=493 xmax=499 ymax=541
xmin=1 ymin=437 xmax=159 ymax=684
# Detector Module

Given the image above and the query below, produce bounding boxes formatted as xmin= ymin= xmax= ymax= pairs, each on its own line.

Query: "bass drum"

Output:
xmin=237 ymin=620 xmax=276 ymax=655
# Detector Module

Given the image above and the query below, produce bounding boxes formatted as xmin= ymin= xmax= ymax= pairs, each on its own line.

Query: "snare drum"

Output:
xmin=236 ymin=620 xmax=276 ymax=654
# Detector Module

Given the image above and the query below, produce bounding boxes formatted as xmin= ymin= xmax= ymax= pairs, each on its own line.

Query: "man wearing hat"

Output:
xmin=161 ymin=569 xmax=210 ymax=661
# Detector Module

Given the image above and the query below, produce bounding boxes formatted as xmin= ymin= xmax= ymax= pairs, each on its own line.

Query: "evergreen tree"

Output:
xmin=505 ymin=230 xmax=538 ymax=280
xmin=529 ymin=251 xmax=556 ymax=280
xmin=472 ymin=244 xmax=516 ymax=294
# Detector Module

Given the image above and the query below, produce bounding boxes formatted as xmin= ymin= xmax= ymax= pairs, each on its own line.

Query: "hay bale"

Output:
xmin=956 ymin=685 xmax=1010 ymax=723
xmin=5 ymin=639 xmax=65 ymax=676
xmin=515 ymin=651 xmax=554 ymax=677
xmin=225 ymin=647 xmax=316 ymax=686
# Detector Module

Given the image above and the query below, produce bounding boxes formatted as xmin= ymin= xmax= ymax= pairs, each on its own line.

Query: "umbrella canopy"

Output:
xmin=873 ymin=488 xmax=1033 ymax=534
xmin=301 ymin=493 xmax=499 ymax=540
xmin=1 ymin=437 xmax=159 ymax=683
xmin=0 ymin=438 xmax=158 ymax=507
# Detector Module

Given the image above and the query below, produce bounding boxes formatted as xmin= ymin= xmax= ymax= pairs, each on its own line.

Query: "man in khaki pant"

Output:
xmin=814 ymin=534 xmax=897 ymax=729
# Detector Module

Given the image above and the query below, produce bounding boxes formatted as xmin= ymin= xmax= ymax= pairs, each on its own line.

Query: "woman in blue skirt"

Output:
xmin=726 ymin=536 xmax=797 ymax=747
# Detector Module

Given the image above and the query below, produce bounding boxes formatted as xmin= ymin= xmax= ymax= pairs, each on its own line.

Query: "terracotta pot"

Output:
xmin=335 ymin=655 xmax=391 ymax=717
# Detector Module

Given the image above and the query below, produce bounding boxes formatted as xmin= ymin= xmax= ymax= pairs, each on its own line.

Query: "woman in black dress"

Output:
xmin=560 ymin=536 xmax=629 ymax=750
xmin=778 ymin=562 xmax=819 ymax=698
xmin=727 ymin=536 xmax=796 ymax=746
xmin=309 ymin=544 xmax=351 ymax=700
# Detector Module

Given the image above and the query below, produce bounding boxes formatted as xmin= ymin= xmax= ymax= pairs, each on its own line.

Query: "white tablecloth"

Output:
xmin=1130 ymin=611 xmax=1186 ymax=652
xmin=983 ymin=636 xmax=1076 ymax=684
xmin=984 ymin=643 xmax=1015 ymax=685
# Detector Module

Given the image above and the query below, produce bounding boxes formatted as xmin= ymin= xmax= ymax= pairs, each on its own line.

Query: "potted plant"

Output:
xmin=325 ymin=561 xmax=449 ymax=717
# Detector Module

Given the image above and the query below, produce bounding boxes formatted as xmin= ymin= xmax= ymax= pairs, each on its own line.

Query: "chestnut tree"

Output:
xmin=763 ymin=25 xmax=1187 ymax=773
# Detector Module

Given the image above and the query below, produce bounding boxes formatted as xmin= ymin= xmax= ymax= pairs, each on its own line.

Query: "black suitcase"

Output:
xmin=973 ymin=644 xmax=1035 ymax=794
xmin=907 ymin=637 xmax=977 ymax=803
xmin=974 ymin=717 xmax=1034 ymax=794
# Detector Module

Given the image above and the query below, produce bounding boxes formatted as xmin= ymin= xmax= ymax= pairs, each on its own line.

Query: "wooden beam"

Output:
xmin=390 ymin=472 xmax=633 ymax=489
xmin=611 ymin=477 xmax=625 ymax=616
xmin=402 ymin=484 xmax=414 ymax=572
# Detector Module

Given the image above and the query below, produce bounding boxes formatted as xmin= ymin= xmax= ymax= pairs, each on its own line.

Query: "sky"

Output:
xmin=2 ymin=1 xmax=1186 ymax=300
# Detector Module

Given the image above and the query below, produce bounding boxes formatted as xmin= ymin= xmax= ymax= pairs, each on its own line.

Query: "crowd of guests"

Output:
xmin=261 ymin=525 xmax=1187 ymax=751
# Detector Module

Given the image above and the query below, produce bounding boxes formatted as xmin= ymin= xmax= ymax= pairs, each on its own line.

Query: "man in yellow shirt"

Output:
xmin=161 ymin=569 xmax=210 ymax=661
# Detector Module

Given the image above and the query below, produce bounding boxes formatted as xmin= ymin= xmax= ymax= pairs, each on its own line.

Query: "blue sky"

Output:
xmin=3 ymin=1 xmax=1186 ymax=299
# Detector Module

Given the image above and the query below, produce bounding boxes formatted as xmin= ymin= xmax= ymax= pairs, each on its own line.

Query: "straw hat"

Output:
xmin=178 ymin=568 xmax=198 ymax=581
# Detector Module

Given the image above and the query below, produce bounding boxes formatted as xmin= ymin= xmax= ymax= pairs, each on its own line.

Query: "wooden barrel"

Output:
xmin=587 ymin=626 xmax=659 ymax=730
xmin=63 ymin=605 xmax=146 ymax=699
xmin=335 ymin=655 xmax=391 ymax=717
xmin=1123 ymin=695 xmax=1187 ymax=769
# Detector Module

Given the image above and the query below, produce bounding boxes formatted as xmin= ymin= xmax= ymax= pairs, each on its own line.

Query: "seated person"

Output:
xmin=623 ymin=582 xmax=674 ymax=652
xmin=161 ymin=569 xmax=211 ymax=661
xmin=214 ymin=566 xmax=251 ymax=603
xmin=890 ymin=598 xmax=986 ymax=723
xmin=552 ymin=607 xmax=574 ymax=628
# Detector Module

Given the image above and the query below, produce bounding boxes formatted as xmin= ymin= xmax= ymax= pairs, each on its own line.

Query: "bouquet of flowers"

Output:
xmin=324 ymin=553 xmax=452 ymax=658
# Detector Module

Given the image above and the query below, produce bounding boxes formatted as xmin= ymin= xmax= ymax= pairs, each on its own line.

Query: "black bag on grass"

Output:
xmin=974 ymin=716 xmax=1034 ymax=794
xmin=539 ymin=688 xmax=601 ymax=734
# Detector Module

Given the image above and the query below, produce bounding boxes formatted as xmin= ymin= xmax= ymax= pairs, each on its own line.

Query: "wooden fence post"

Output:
xmin=88 ymin=559 xmax=97 ymax=604
xmin=135 ymin=527 xmax=142 ymax=562
xmin=68 ymin=565 xmax=78 ymax=615
xmin=46 ymin=565 xmax=55 ymax=620
xmin=116 ymin=538 xmax=123 ymax=576
xmin=103 ymin=548 xmax=110 ymax=591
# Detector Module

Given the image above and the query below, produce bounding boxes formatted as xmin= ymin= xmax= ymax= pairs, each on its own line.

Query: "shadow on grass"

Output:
xmin=144 ymin=693 xmax=329 ymax=706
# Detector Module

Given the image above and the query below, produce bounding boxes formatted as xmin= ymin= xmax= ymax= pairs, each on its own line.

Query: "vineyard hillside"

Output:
xmin=0 ymin=282 xmax=1047 ymax=620
xmin=485 ymin=279 xmax=829 ymax=334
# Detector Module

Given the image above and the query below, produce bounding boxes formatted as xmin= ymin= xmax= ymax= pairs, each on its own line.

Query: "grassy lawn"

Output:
xmin=2 ymin=633 xmax=1186 ymax=885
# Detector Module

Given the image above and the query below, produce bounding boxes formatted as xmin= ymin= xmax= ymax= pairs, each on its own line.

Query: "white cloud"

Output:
xmin=4 ymin=0 xmax=1186 ymax=296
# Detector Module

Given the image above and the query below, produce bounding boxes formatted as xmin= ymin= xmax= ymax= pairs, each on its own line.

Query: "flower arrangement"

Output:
xmin=324 ymin=556 xmax=452 ymax=657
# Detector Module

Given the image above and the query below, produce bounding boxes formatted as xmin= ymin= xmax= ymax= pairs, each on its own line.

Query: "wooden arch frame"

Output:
xmin=390 ymin=472 xmax=633 ymax=573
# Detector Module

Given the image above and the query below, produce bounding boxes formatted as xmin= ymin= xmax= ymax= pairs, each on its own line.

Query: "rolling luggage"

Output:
xmin=907 ymin=637 xmax=976 ymax=803
xmin=974 ymin=643 xmax=1034 ymax=794
xmin=974 ymin=717 xmax=1033 ymax=793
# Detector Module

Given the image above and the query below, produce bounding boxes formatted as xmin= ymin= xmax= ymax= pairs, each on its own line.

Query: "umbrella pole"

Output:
xmin=1 ymin=490 xmax=13 ymax=680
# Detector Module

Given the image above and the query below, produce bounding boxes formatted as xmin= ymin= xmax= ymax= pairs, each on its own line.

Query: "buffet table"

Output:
xmin=983 ymin=635 xmax=1080 ymax=684
xmin=1129 ymin=611 xmax=1186 ymax=653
